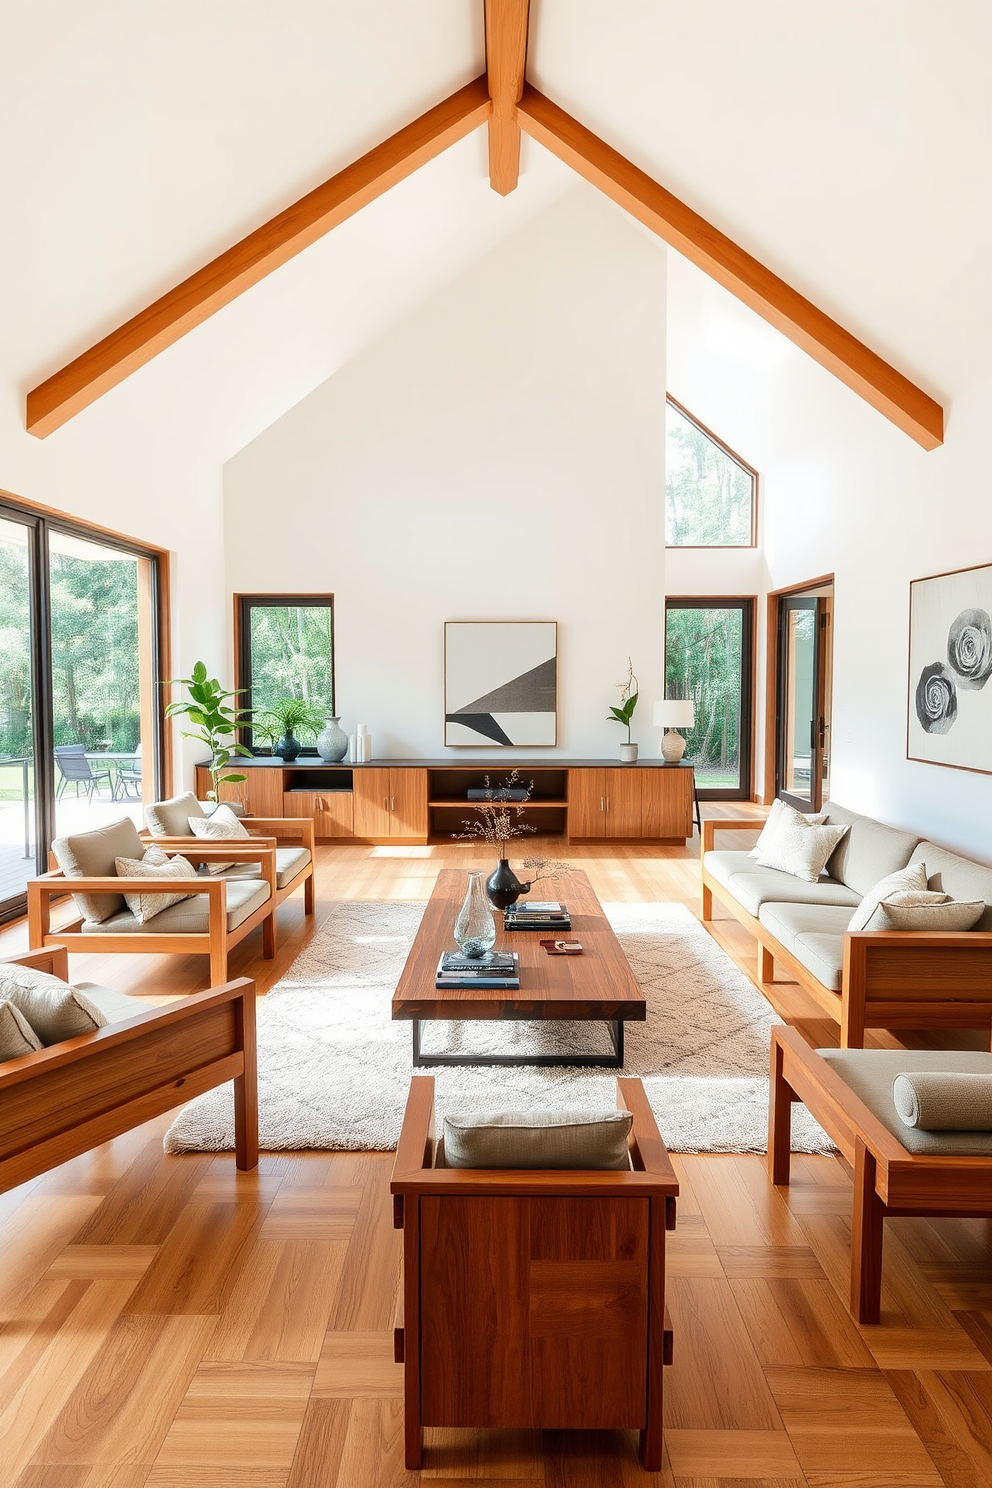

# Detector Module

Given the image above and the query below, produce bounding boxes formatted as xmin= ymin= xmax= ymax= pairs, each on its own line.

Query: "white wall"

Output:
xmin=667 ymin=250 xmax=992 ymax=862
xmin=224 ymin=188 xmax=668 ymax=760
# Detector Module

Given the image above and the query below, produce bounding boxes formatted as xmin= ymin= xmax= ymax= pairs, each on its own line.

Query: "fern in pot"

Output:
xmin=257 ymin=698 xmax=325 ymax=763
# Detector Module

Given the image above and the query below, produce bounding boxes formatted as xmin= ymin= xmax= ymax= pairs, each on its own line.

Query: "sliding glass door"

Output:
xmin=665 ymin=599 xmax=754 ymax=799
xmin=776 ymin=587 xmax=833 ymax=811
xmin=0 ymin=498 xmax=164 ymax=923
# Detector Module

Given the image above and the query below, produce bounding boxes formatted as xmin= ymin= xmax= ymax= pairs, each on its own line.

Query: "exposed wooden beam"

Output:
xmin=517 ymin=85 xmax=943 ymax=450
xmin=485 ymin=0 xmax=529 ymax=196
xmin=27 ymin=77 xmax=492 ymax=437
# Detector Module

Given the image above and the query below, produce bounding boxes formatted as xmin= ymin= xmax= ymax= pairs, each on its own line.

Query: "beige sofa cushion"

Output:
xmin=437 ymin=1108 xmax=633 ymax=1169
xmin=52 ymin=817 xmax=146 ymax=923
xmin=143 ymin=791 xmax=206 ymax=838
xmin=821 ymin=802 xmax=920 ymax=895
xmin=847 ymin=863 xmax=929 ymax=931
xmin=818 ymin=1048 xmax=992 ymax=1155
xmin=910 ymin=841 xmax=992 ymax=931
xmin=758 ymin=901 xmax=854 ymax=991
xmin=115 ymin=845 xmax=198 ymax=923
xmin=0 ymin=1000 xmax=43 ymax=1061
xmin=704 ymin=851 xmax=860 ymax=916
xmin=0 ymin=964 xmax=108 ymax=1044
xmin=218 ymin=846 xmax=311 ymax=889
xmin=77 ymin=983 xmax=154 ymax=1025
xmin=82 ymin=878 xmax=270 ymax=935
xmin=893 ymin=1070 xmax=992 ymax=1131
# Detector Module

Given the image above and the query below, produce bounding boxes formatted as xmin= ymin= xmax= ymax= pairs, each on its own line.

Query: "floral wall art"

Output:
xmin=908 ymin=561 xmax=992 ymax=774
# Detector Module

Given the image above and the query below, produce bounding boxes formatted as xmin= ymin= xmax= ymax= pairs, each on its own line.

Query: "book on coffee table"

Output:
xmin=504 ymin=902 xmax=571 ymax=931
xmin=435 ymin=951 xmax=520 ymax=989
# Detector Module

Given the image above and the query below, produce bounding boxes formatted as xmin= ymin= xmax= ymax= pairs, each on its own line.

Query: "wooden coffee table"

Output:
xmin=391 ymin=868 xmax=646 ymax=1068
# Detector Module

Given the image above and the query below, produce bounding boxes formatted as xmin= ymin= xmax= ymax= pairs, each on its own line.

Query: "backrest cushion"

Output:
xmin=820 ymin=802 xmax=920 ymax=894
xmin=0 ymin=999 xmax=43 ymax=1062
xmin=144 ymin=791 xmax=206 ymax=838
xmin=0 ymin=964 xmax=107 ymax=1044
xmin=51 ymin=817 xmax=145 ymax=922
xmin=910 ymin=841 xmax=992 ymax=931
xmin=437 ymin=1108 xmax=633 ymax=1169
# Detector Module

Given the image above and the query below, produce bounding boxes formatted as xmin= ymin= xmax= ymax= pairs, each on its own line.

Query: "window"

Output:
xmin=665 ymin=396 xmax=757 ymax=547
xmin=665 ymin=599 xmax=754 ymax=799
xmin=0 ymin=496 xmax=165 ymax=923
xmin=236 ymin=595 xmax=335 ymax=752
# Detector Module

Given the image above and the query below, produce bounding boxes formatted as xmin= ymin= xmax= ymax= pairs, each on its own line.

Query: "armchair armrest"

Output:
xmin=846 ymin=929 xmax=992 ymax=948
xmin=244 ymin=817 xmax=316 ymax=851
xmin=0 ymin=945 xmax=70 ymax=980
xmin=701 ymin=818 xmax=766 ymax=852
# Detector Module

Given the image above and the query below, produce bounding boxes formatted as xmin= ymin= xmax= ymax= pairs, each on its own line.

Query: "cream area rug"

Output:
xmin=164 ymin=900 xmax=832 ymax=1156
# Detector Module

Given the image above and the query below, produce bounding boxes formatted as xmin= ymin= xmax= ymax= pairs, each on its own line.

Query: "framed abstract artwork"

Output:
xmin=908 ymin=561 xmax=992 ymax=775
xmin=444 ymin=621 xmax=558 ymax=746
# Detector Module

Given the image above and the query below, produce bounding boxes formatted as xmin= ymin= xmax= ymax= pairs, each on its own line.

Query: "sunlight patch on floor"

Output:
xmin=369 ymin=846 xmax=435 ymax=857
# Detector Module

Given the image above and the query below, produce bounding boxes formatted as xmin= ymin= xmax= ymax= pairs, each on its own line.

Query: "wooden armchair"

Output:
xmin=390 ymin=1075 xmax=678 ymax=1472
xmin=0 ymin=946 xmax=257 ymax=1194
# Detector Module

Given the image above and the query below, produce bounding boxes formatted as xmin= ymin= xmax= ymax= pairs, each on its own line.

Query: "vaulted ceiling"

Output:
xmin=5 ymin=1 xmax=989 ymax=462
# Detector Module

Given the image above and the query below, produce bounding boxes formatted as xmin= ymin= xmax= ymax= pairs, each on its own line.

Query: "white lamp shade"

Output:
xmin=653 ymin=700 xmax=695 ymax=729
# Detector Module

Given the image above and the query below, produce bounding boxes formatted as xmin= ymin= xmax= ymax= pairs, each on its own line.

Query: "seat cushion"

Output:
xmin=437 ymin=1108 xmax=634 ymax=1169
xmin=51 ymin=817 xmax=146 ymax=923
xmin=759 ymin=902 xmax=855 ymax=991
xmin=820 ymin=802 xmax=920 ymax=895
xmin=143 ymin=791 xmax=207 ymax=838
xmin=219 ymin=846 xmax=311 ymax=889
xmin=818 ymin=1048 xmax=992 ymax=1155
xmin=705 ymin=851 xmax=860 ymax=916
xmin=76 ymin=983 xmax=155 ymax=1025
xmin=910 ymin=841 xmax=992 ymax=930
xmin=82 ymin=878 xmax=270 ymax=935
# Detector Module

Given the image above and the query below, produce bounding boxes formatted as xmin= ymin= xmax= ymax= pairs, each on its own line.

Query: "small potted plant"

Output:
xmin=607 ymin=658 xmax=639 ymax=762
xmin=258 ymin=698 xmax=325 ymax=763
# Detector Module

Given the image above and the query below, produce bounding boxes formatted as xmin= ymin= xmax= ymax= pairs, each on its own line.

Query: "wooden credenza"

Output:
xmin=194 ymin=759 xmax=694 ymax=845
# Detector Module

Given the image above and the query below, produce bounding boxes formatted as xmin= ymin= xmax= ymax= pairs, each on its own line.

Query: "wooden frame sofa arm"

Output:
xmin=840 ymin=927 xmax=992 ymax=1046
xmin=0 ymin=967 xmax=258 ymax=1193
xmin=701 ymin=817 xmax=765 ymax=853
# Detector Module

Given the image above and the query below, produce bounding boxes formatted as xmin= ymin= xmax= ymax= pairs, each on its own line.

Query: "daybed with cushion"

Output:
xmin=769 ymin=1025 xmax=992 ymax=1322
xmin=27 ymin=816 xmax=276 ymax=986
xmin=702 ymin=801 xmax=992 ymax=1046
xmin=0 ymin=945 xmax=258 ymax=1193
xmin=144 ymin=792 xmax=315 ymax=920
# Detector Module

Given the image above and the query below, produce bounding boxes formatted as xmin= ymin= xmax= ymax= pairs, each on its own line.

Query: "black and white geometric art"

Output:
xmin=908 ymin=561 xmax=992 ymax=776
xmin=444 ymin=621 xmax=557 ymax=746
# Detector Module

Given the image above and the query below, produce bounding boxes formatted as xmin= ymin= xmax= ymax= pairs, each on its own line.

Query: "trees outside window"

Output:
xmin=237 ymin=596 xmax=334 ymax=751
xmin=665 ymin=397 xmax=756 ymax=547
xmin=665 ymin=599 xmax=754 ymax=799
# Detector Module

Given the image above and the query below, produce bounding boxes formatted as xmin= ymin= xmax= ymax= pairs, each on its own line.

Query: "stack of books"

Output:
xmin=503 ymin=900 xmax=572 ymax=932
xmin=435 ymin=951 xmax=520 ymax=989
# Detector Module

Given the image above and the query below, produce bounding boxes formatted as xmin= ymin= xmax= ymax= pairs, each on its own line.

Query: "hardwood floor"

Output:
xmin=2 ymin=814 xmax=992 ymax=1485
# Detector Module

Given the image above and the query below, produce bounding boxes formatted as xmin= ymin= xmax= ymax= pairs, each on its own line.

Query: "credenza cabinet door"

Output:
xmin=641 ymin=768 xmax=694 ymax=839
xmin=604 ymin=769 xmax=643 ymax=837
xmin=353 ymin=768 xmax=392 ymax=839
xmin=283 ymin=790 xmax=354 ymax=838
xmin=194 ymin=765 xmax=284 ymax=816
xmin=390 ymin=768 xmax=428 ymax=838
xmin=568 ymin=769 xmax=608 ymax=838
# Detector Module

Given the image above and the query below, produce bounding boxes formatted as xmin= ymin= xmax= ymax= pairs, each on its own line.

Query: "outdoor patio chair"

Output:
xmin=117 ymin=742 xmax=143 ymax=798
xmin=55 ymin=744 xmax=113 ymax=801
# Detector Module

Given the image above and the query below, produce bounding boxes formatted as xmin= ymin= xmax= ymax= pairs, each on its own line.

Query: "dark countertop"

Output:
xmin=221 ymin=756 xmax=693 ymax=770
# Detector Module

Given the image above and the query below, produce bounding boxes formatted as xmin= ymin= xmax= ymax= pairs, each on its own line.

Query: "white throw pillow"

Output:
xmin=861 ymin=892 xmax=986 ymax=932
xmin=749 ymin=797 xmax=827 ymax=860
xmin=115 ymin=844 xmax=197 ymax=924
xmin=847 ymin=862 xmax=929 ymax=932
xmin=752 ymin=802 xmax=849 ymax=883
xmin=0 ymin=998 xmax=43 ymax=1061
xmin=0 ymin=965 xmax=107 ymax=1045
xmin=189 ymin=804 xmax=252 ymax=874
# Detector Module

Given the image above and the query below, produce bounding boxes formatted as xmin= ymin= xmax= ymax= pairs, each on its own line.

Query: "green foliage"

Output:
xmin=606 ymin=658 xmax=639 ymax=744
xmin=255 ymin=696 xmax=325 ymax=742
xmin=665 ymin=402 xmax=753 ymax=546
xmin=665 ymin=607 xmax=743 ymax=784
xmin=164 ymin=661 xmax=252 ymax=798
xmin=247 ymin=605 xmax=333 ymax=731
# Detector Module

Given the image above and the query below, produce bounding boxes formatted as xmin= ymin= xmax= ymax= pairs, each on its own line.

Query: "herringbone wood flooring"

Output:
xmin=2 ymin=817 xmax=992 ymax=1486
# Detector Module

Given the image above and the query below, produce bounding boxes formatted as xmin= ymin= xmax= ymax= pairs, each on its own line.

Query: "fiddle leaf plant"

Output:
xmin=606 ymin=657 xmax=639 ymax=744
xmin=164 ymin=660 xmax=253 ymax=800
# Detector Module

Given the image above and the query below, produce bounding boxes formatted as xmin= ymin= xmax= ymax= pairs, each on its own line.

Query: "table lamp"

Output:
xmin=653 ymin=700 xmax=695 ymax=763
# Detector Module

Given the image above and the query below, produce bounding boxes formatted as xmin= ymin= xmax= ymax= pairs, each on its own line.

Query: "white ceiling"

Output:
xmin=1 ymin=0 xmax=989 ymax=464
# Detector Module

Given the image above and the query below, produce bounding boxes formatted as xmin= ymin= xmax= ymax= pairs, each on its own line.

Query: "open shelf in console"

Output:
xmin=284 ymin=767 xmax=353 ymax=794
xmin=427 ymin=767 xmax=567 ymax=840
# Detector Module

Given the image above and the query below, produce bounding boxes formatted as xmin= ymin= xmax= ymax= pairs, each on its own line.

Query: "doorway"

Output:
xmin=769 ymin=578 xmax=834 ymax=811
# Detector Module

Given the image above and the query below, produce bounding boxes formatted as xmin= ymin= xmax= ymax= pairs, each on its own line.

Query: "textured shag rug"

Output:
xmin=164 ymin=899 xmax=832 ymax=1156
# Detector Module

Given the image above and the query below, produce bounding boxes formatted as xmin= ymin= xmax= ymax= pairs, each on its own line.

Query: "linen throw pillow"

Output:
xmin=114 ymin=844 xmax=197 ymax=924
xmin=439 ymin=1108 xmax=634 ymax=1169
xmin=861 ymin=891 xmax=985 ymax=932
xmin=748 ymin=797 xmax=827 ymax=860
xmin=848 ymin=862 xmax=929 ymax=931
xmin=752 ymin=802 xmax=849 ymax=883
xmin=0 ymin=965 xmax=107 ymax=1045
xmin=188 ymin=804 xmax=252 ymax=874
xmin=0 ymin=998 xmax=44 ymax=1061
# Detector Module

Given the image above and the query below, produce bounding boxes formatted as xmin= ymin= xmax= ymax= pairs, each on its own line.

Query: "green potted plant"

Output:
xmin=164 ymin=661 xmax=253 ymax=800
xmin=258 ymin=697 xmax=325 ymax=763
xmin=607 ymin=658 xmax=639 ymax=762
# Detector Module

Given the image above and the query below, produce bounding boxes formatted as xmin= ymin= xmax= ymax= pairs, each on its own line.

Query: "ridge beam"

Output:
xmin=485 ymin=0 xmax=530 ymax=195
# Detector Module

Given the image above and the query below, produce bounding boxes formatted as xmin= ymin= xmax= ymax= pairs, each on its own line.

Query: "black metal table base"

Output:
xmin=411 ymin=1018 xmax=624 ymax=1068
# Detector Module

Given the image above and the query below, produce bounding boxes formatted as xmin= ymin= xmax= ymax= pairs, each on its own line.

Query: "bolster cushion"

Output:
xmin=893 ymin=1071 xmax=992 ymax=1131
xmin=438 ymin=1108 xmax=633 ymax=1169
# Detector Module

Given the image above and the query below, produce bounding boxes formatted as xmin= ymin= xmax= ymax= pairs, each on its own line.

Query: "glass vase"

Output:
xmin=453 ymin=870 xmax=497 ymax=957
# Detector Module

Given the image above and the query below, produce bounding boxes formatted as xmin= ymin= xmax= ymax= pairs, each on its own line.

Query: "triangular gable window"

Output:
xmin=665 ymin=396 xmax=757 ymax=547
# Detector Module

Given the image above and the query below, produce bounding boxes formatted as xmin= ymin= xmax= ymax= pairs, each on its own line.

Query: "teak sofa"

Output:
xmin=0 ymin=945 xmax=258 ymax=1194
xmin=390 ymin=1075 xmax=678 ymax=1472
xmin=701 ymin=801 xmax=992 ymax=1046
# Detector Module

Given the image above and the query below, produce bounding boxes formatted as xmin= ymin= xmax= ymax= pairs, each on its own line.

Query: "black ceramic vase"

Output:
xmin=274 ymin=728 xmax=301 ymax=762
xmin=486 ymin=858 xmax=531 ymax=910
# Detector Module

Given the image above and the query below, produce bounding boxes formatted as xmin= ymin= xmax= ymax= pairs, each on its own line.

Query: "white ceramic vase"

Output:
xmin=316 ymin=715 xmax=348 ymax=762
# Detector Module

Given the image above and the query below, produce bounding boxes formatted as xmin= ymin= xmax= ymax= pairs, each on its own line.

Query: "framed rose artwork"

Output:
xmin=908 ymin=561 xmax=992 ymax=775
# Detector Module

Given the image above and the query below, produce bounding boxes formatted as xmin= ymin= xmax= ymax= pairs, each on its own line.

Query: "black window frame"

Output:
xmin=664 ymin=394 xmax=759 ymax=549
xmin=235 ymin=593 xmax=336 ymax=755
xmin=664 ymin=596 xmax=755 ymax=801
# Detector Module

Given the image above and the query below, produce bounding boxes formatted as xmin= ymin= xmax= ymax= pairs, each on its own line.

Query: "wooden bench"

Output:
xmin=0 ymin=946 xmax=258 ymax=1194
